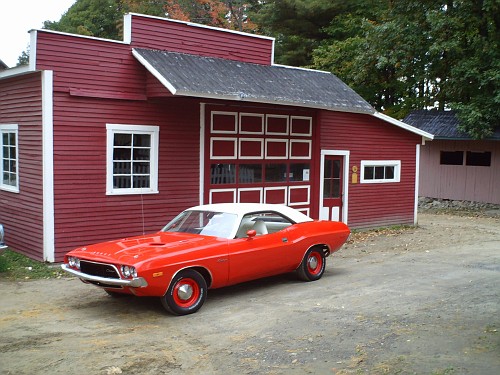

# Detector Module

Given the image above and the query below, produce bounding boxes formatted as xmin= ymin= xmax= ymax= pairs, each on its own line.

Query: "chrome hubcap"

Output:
xmin=177 ymin=284 xmax=194 ymax=301
xmin=308 ymin=256 xmax=318 ymax=270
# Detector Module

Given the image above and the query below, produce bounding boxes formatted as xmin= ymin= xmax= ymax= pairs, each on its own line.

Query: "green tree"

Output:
xmin=441 ymin=0 xmax=500 ymax=138
xmin=312 ymin=0 xmax=499 ymax=138
xmin=162 ymin=0 xmax=260 ymax=31
xmin=44 ymin=0 xmax=124 ymax=40
xmin=251 ymin=0 xmax=384 ymax=67
xmin=17 ymin=48 xmax=30 ymax=66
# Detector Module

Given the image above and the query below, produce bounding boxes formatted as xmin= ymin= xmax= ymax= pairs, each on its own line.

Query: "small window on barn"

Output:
xmin=360 ymin=160 xmax=401 ymax=184
xmin=106 ymin=124 xmax=159 ymax=195
xmin=0 ymin=124 xmax=19 ymax=193
xmin=440 ymin=151 xmax=464 ymax=165
xmin=466 ymin=151 xmax=491 ymax=167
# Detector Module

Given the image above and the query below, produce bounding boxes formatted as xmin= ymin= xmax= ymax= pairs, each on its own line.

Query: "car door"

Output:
xmin=227 ymin=213 xmax=298 ymax=285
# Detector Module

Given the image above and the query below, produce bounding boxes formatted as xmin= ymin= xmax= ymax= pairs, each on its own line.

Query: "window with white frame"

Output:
xmin=360 ymin=160 xmax=401 ymax=183
xmin=1 ymin=124 xmax=19 ymax=192
xmin=106 ymin=124 xmax=159 ymax=195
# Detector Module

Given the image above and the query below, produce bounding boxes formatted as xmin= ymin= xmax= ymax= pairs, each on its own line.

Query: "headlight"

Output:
xmin=68 ymin=256 xmax=81 ymax=270
xmin=121 ymin=265 xmax=137 ymax=278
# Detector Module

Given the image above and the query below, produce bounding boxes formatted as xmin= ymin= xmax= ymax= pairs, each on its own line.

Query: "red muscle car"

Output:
xmin=61 ymin=203 xmax=350 ymax=315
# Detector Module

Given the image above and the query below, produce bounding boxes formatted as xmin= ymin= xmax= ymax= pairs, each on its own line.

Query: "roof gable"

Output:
xmin=133 ymin=48 xmax=375 ymax=114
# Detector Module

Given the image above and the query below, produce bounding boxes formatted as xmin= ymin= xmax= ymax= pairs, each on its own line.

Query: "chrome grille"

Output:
xmin=80 ymin=260 xmax=120 ymax=279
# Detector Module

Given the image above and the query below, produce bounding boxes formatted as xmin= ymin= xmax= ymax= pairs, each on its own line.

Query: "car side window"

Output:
xmin=235 ymin=211 xmax=293 ymax=238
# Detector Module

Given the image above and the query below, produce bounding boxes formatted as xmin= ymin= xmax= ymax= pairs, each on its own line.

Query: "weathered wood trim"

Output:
xmin=69 ymin=88 xmax=147 ymax=101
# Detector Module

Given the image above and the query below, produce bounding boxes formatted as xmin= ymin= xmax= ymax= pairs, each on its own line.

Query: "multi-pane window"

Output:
xmin=106 ymin=124 xmax=159 ymax=195
xmin=0 ymin=124 xmax=19 ymax=192
xmin=361 ymin=160 xmax=401 ymax=183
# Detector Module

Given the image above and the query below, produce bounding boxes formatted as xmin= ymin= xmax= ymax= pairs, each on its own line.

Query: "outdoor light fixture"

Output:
xmin=0 ymin=224 xmax=7 ymax=251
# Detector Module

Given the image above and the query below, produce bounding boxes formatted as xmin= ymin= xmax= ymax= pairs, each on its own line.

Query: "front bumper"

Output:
xmin=61 ymin=264 xmax=148 ymax=288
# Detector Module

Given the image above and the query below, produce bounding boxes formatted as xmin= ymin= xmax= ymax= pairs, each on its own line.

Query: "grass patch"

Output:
xmin=0 ymin=248 xmax=65 ymax=280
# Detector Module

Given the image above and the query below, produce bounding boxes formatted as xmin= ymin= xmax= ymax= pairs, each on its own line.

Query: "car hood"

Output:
xmin=68 ymin=232 xmax=227 ymax=264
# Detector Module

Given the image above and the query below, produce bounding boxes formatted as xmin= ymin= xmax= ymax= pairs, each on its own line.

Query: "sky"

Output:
xmin=0 ymin=0 xmax=76 ymax=67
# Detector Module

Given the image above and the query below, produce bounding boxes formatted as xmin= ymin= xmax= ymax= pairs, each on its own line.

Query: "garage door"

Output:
xmin=206 ymin=110 xmax=314 ymax=216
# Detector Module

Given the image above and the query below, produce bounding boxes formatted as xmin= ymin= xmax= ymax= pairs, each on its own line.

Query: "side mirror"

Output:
xmin=246 ymin=229 xmax=257 ymax=238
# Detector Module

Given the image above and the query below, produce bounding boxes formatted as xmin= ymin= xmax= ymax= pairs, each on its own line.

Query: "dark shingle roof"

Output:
xmin=403 ymin=110 xmax=500 ymax=140
xmin=133 ymin=48 xmax=374 ymax=114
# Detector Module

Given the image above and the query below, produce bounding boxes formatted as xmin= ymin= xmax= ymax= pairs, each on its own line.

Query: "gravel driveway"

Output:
xmin=1 ymin=212 xmax=499 ymax=375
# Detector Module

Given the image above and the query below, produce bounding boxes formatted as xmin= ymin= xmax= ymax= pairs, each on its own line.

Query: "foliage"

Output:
xmin=43 ymin=0 xmax=260 ymax=37
xmin=161 ymin=0 xmax=259 ymax=31
xmin=250 ymin=0 xmax=372 ymax=67
xmin=17 ymin=48 xmax=30 ymax=66
xmin=44 ymin=0 xmax=124 ymax=40
xmin=0 ymin=249 xmax=65 ymax=280
xmin=444 ymin=0 xmax=500 ymax=139
xmin=311 ymin=0 xmax=499 ymax=137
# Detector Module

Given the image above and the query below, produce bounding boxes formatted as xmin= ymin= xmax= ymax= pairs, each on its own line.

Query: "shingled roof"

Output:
xmin=132 ymin=48 xmax=375 ymax=114
xmin=403 ymin=110 xmax=500 ymax=140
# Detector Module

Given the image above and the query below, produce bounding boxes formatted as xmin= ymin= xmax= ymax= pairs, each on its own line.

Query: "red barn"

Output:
xmin=0 ymin=14 xmax=432 ymax=262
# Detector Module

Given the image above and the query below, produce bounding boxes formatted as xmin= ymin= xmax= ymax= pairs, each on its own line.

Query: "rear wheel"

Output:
xmin=297 ymin=248 xmax=326 ymax=281
xmin=161 ymin=269 xmax=207 ymax=315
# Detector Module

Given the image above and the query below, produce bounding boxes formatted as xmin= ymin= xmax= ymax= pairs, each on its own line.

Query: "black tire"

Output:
xmin=297 ymin=248 xmax=326 ymax=281
xmin=161 ymin=269 xmax=207 ymax=315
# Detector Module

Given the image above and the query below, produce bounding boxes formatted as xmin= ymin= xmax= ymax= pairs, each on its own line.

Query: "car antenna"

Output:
xmin=140 ymin=188 xmax=145 ymax=235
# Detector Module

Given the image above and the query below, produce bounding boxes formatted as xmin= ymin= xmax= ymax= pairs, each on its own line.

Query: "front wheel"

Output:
xmin=161 ymin=269 xmax=207 ymax=315
xmin=297 ymin=248 xmax=326 ymax=281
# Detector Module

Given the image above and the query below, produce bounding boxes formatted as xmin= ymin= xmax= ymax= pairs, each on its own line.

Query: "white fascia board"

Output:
xmin=123 ymin=14 xmax=132 ymax=44
xmin=270 ymin=39 xmax=276 ymax=65
xmin=132 ymin=49 xmax=178 ymax=95
xmin=272 ymin=63 xmax=332 ymax=75
xmin=373 ymin=111 xmax=434 ymax=140
xmin=42 ymin=70 xmax=55 ymax=262
xmin=30 ymin=28 xmax=128 ymax=46
xmin=0 ymin=65 xmax=33 ymax=79
xmin=29 ymin=30 xmax=37 ymax=71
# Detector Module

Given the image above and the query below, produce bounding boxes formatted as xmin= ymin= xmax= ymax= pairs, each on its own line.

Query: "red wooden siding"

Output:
xmin=35 ymin=31 xmax=145 ymax=95
xmin=0 ymin=72 xmax=44 ymax=260
xmin=129 ymin=15 xmax=274 ymax=65
xmin=319 ymin=111 xmax=421 ymax=228
xmin=146 ymin=72 xmax=174 ymax=97
xmin=51 ymin=94 xmax=201 ymax=261
xmin=419 ymin=140 xmax=500 ymax=204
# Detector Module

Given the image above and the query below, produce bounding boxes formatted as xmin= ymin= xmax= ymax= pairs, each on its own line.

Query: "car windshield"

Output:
xmin=162 ymin=210 xmax=238 ymax=238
